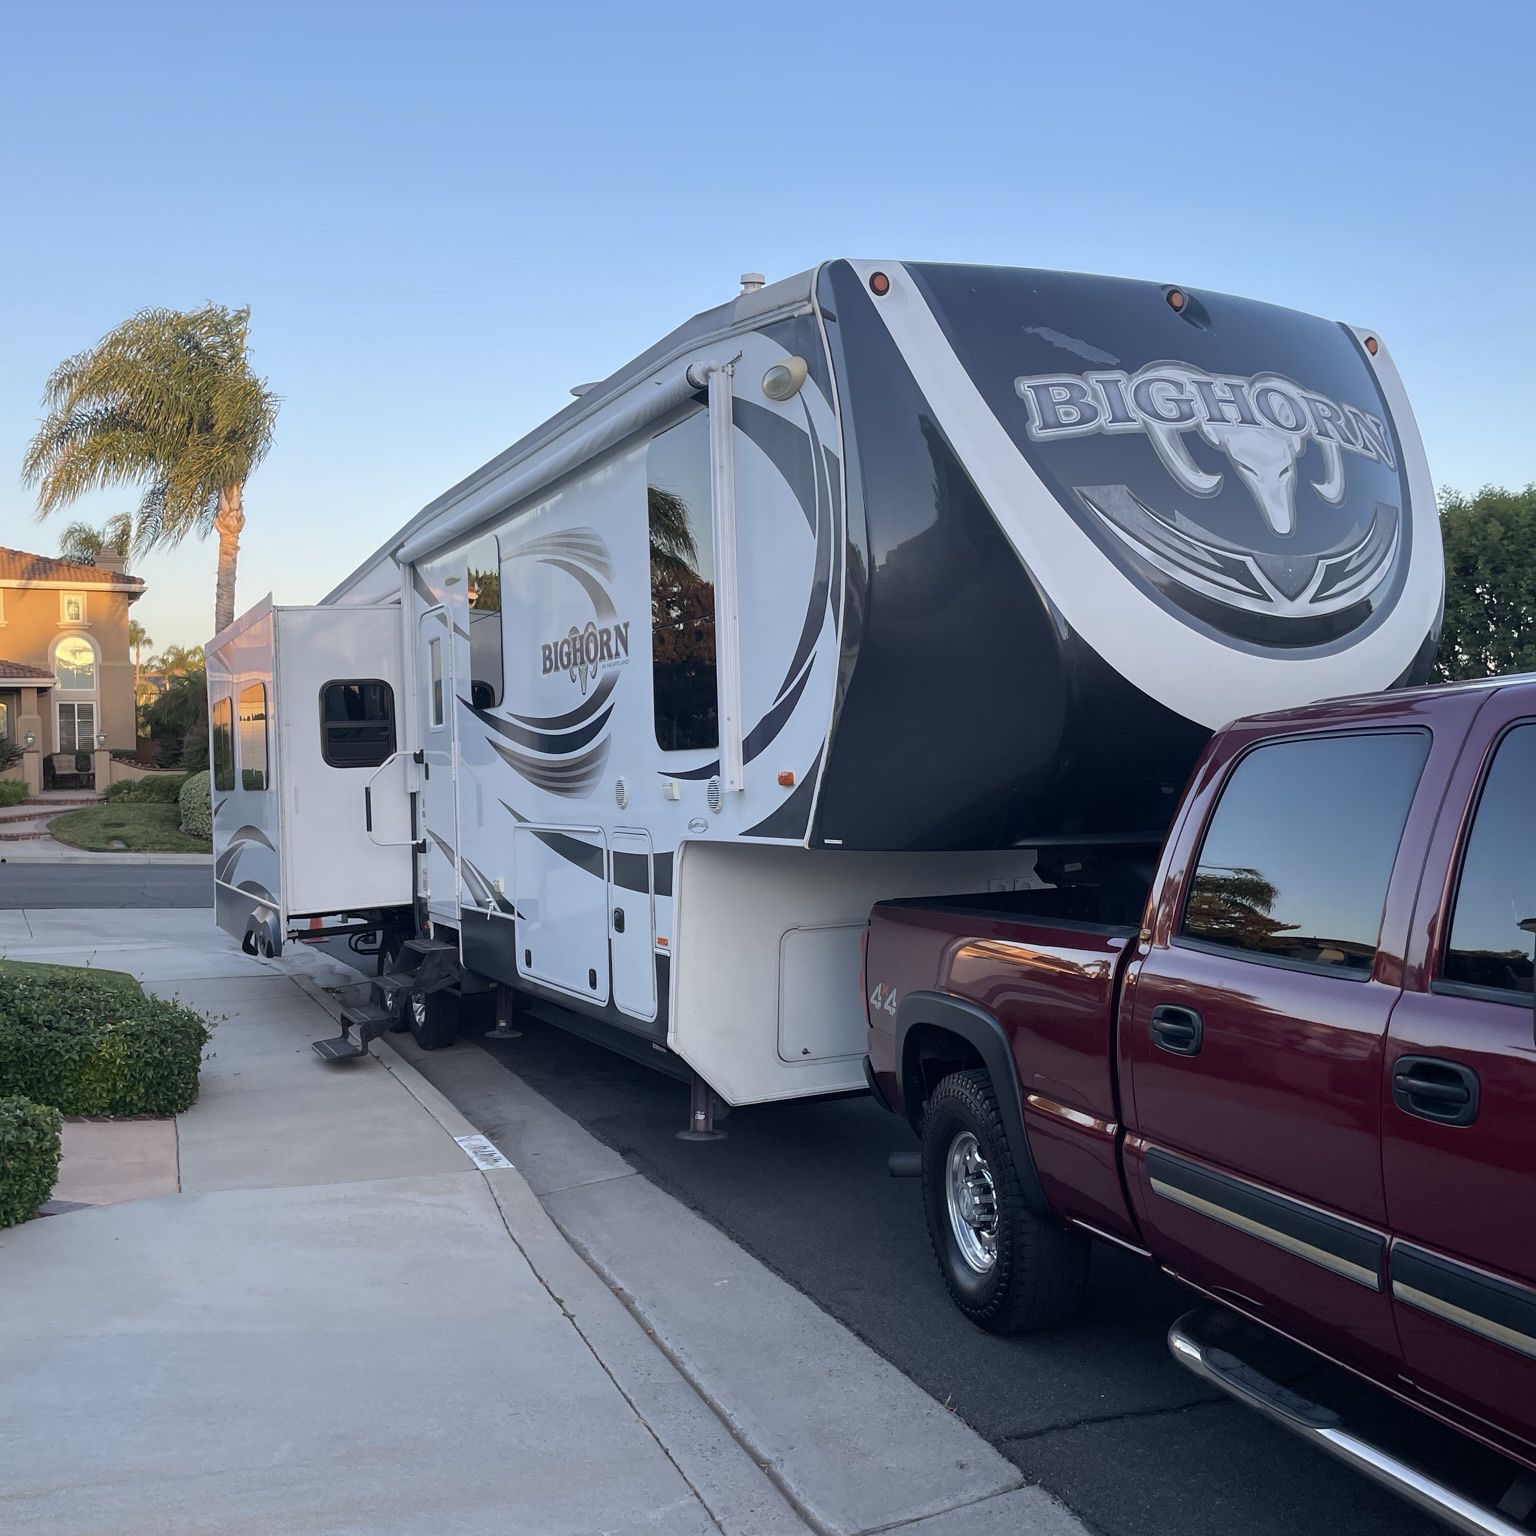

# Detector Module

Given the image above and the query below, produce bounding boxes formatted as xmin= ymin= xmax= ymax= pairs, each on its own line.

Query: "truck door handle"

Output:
xmin=1392 ymin=1056 xmax=1479 ymax=1126
xmin=1150 ymin=1004 xmax=1204 ymax=1056
xmin=613 ymin=907 xmax=625 ymax=934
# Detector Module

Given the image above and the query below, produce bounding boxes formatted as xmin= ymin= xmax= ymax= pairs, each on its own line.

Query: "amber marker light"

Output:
xmin=777 ymin=770 xmax=796 ymax=787
xmin=868 ymin=270 xmax=891 ymax=296
xmin=1364 ymin=335 xmax=1379 ymax=356
xmin=1166 ymin=287 xmax=1187 ymax=313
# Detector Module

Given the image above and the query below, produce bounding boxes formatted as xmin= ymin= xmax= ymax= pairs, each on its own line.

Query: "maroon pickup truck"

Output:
xmin=865 ymin=675 xmax=1536 ymax=1531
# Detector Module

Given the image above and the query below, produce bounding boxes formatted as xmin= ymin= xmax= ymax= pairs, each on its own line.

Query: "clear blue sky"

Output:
xmin=1 ymin=0 xmax=1531 ymax=650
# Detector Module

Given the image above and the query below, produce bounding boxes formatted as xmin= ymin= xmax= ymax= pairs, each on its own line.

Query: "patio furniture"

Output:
xmin=44 ymin=752 xmax=92 ymax=791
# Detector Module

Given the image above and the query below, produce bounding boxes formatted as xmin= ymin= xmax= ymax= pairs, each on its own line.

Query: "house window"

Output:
xmin=211 ymin=695 xmax=235 ymax=791
xmin=60 ymin=591 xmax=87 ymax=626
xmin=56 ymin=702 xmax=96 ymax=754
xmin=320 ymin=681 xmax=396 ymax=769
xmin=649 ymin=410 xmax=718 ymax=753
xmin=54 ymin=635 xmax=97 ymax=692
xmin=239 ymin=683 xmax=269 ymax=791
xmin=0 ymin=700 xmax=8 ymax=741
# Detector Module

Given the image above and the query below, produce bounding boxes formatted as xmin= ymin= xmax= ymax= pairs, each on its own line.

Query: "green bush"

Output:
xmin=0 ymin=1095 xmax=61 ymax=1227
xmin=0 ymin=968 xmax=214 ymax=1117
xmin=179 ymin=769 xmax=212 ymax=840
xmin=105 ymin=773 xmax=187 ymax=804
xmin=0 ymin=780 xmax=27 ymax=808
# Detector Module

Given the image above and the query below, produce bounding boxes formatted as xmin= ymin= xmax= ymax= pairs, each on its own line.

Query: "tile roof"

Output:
xmin=0 ymin=547 xmax=144 ymax=587
xmin=0 ymin=659 xmax=55 ymax=682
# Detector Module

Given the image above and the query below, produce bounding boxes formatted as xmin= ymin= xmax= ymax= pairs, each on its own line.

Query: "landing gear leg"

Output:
xmin=484 ymin=982 xmax=522 ymax=1042
xmin=676 ymin=1073 xmax=727 ymax=1142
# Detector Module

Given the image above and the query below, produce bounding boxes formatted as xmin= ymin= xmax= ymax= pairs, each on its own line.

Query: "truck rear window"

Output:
xmin=1180 ymin=731 xmax=1428 ymax=976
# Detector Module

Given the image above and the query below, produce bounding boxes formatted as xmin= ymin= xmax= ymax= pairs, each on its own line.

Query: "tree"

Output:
xmin=22 ymin=304 xmax=280 ymax=634
xmin=129 ymin=620 xmax=153 ymax=726
xmin=1435 ymin=485 xmax=1536 ymax=682
xmin=150 ymin=643 xmax=204 ymax=679
xmin=141 ymin=659 xmax=208 ymax=772
xmin=58 ymin=512 xmax=134 ymax=570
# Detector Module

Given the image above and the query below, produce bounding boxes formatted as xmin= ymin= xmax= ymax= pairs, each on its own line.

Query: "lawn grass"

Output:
xmin=0 ymin=958 xmax=142 ymax=994
xmin=47 ymin=803 xmax=212 ymax=854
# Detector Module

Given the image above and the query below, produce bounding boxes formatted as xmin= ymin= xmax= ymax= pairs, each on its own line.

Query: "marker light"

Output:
xmin=869 ymin=271 xmax=891 ymax=296
xmin=777 ymin=770 xmax=796 ymax=787
xmin=1364 ymin=335 xmax=1379 ymax=356
xmin=1166 ymin=287 xmax=1187 ymax=312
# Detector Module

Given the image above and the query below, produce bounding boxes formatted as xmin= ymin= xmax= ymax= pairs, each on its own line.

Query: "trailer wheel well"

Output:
xmin=902 ymin=1023 xmax=985 ymax=1131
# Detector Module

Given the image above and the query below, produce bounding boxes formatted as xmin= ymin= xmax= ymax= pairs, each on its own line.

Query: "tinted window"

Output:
xmin=467 ymin=536 xmax=503 ymax=709
xmin=211 ymin=695 xmax=235 ymax=791
xmin=320 ymin=681 xmax=395 ymax=769
xmin=1181 ymin=732 xmax=1428 ymax=975
xmin=429 ymin=637 xmax=444 ymax=728
xmin=649 ymin=410 xmax=718 ymax=752
xmin=1443 ymin=723 xmax=1536 ymax=999
xmin=238 ymin=683 xmax=268 ymax=791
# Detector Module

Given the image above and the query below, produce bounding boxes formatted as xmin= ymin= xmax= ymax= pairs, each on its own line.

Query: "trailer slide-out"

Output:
xmin=207 ymin=259 xmax=1443 ymax=1121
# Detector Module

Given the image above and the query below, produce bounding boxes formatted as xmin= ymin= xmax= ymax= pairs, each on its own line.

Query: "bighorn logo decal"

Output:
xmin=541 ymin=621 xmax=630 ymax=696
xmin=1015 ymin=363 xmax=1403 ymax=624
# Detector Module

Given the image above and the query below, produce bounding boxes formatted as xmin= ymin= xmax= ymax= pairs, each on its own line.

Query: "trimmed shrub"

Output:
xmin=179 ymin=769 xmax=212 ymax=840
xmin=0 ymin=780 xmax=27 ymax=808
xmin=105 ymin=773 xmax=187 ymax=804
xmin=0 ymin=1095 xmax=62 ymax=1227
xmin=0 ymin=968 xmax=214 ymax=1117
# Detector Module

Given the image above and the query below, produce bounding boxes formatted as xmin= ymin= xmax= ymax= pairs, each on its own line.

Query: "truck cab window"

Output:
xmin=238 ymin=683 xmax=268 ymax=791
xmin=1180 ymin=732 xmax=1428 ymax=976
xmin=466 ymin=536 xmax=503 ymax=709
xmin=320 ymin=680 xmax=396 ymax=769
xmin=649 ymin=410 xmax=718 ymax=752
xmin=1443 ymin=723 xmax=1536 ymax=1000
xmin=211 ymin=694 xmax=235 ymax=791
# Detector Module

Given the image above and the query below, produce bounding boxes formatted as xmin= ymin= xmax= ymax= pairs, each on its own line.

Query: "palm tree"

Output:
xmin=129 ymin=619 xmax=153 ymax=721
xmin=151 ymin=643 xmax=205 ymax=680
xmin=58 ymin=512 xmax=135 ymax=569
xmin=22 ymin=304 xmax=280 ymax=634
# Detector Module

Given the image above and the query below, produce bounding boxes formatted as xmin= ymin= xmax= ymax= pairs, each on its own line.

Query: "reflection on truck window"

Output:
xmin=320 ymin=680 xmax=396 ymax=769
xmin=649 ymin=410 xmax=718 ymax=752
xmin=466 ymin=536 xmax=503 ymax=709
xmin=211 ymin=694 xmax=235 ymax=791
xmin=238 ymin=683 xmax=268 ymax=791
xmin=1444 ymin=723 xmax=1536 ymax=999
xmin=1181 ymin=732 xmax=1429 ymax=975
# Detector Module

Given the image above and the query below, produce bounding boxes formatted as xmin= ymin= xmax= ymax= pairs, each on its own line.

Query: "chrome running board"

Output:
xmin=1169 ymin=1307 xmax=1530 ymax=1536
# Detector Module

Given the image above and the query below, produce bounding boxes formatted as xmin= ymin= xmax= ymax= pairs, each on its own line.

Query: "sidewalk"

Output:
xmin=0 ymin=911 xmax=1086 ymax=1536
xmin=0 ymin=839 xmax=211 ymax=863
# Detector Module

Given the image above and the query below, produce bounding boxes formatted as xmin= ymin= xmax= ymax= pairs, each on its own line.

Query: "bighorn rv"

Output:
xmin=208 ymin=261 xmax=1442 ymax=1125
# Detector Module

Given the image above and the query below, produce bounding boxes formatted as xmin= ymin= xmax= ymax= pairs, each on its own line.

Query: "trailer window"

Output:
xmin=211 ymin=694 xmax=235 ymax=791
xmin=1179 ymin=731 xmax=1428 ymax=977
xmin=467 ymin=537 xmax=503 ymax=709
xmin=649 ymin=410 xmax=718 ymax=752
xmin=320 ymin=680 xmax=396 ymax=769
xmin=429 ymin=638 xmax=444 ymax=727
xmin=238 ymin=683 xmax=268 ymax=791
xmin=1442 ymin=723 xmax=1536 ymax=1000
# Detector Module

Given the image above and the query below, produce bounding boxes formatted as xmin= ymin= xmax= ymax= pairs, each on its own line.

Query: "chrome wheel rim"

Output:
xmin=411 ymin=995 xmax=426 ymax=1029
xmin=945 ymin=1131 xmax=999 ymax=1274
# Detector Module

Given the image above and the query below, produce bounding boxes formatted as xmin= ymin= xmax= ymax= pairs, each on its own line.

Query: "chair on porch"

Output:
xmin=43 ymin=752 xmax=92 ymax=791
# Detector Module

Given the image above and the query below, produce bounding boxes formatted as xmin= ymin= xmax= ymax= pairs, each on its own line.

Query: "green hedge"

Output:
xmin=179 ymin=769 xmax=212 ymax=840
xmin=0 ymin=781 xmax=27 ymax=808
xmin=105 ymin=773 xmax=187 ymax=804
xmin=0 ymin=1095 xmax=62 ymax=1227
xmin=0 ymin=967 xmax=214 ymax=1117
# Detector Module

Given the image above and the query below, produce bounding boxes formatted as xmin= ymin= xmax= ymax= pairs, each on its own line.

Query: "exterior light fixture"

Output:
xmin=762 ymin=357 xmax=809 ymax=401
xmin=23 ymin=731 xmax=36 ymax=749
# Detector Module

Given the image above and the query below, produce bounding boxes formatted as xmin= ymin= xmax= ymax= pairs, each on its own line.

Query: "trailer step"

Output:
xmin=372 ymin=973 xmax=415 ymax=997
xmin=402 ymin=938 xmax=457 ymax=956
xmin=312 ymin=1034 xmax=367 ymax=1061
xmin=341 ymin=1004 xmax=392 ymax=1045
xmin=1169 ymin=1307 xmax=1532 ymax=1536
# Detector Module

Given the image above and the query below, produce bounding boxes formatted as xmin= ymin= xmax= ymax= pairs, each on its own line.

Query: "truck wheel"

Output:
xmin=409 ymin=989 xmax=460 ymax=1051
xmin=921 ymin=1069 xmax=1088 ymax=1334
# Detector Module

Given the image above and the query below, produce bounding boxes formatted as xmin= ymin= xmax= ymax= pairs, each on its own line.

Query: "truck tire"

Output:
xmin=921 ymin=1068 xmax=1089 ymax=1333
xmin=409 ymin=988 xmax=460 ymax=1051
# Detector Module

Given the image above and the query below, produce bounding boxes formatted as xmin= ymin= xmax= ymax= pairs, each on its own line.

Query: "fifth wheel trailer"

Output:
xmin=208 ymin=259 xmax=1444 ymax=1117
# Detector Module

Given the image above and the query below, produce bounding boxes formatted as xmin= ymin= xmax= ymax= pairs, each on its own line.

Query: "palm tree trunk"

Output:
xmin=213 ymin=483 xmax=245 ymax=635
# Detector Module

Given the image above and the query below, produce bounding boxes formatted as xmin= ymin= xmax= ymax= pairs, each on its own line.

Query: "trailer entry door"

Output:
xmin=416 ymin=607 xmax=459 ymax=921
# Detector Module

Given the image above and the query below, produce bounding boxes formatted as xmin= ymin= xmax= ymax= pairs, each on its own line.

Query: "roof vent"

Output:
xmin=739 ymin=272 xmax=765 ymax=294
xmin=569 ymin=382 xmax=599 ymax=397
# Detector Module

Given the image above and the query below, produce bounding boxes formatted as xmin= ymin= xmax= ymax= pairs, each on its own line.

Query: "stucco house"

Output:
xmin=0 ymin=545 xmax=144 ymax=791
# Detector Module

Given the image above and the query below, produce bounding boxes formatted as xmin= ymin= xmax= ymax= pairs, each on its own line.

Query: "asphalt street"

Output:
xmin=416 ymin=1009 xmax=1514 ymax=1536
xmin=0 ymin=863 xmax=211 ymax=908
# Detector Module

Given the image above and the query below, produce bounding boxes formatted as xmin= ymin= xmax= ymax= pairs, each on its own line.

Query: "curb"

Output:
xmin=0 ymin=850 xmax=212 ymax=864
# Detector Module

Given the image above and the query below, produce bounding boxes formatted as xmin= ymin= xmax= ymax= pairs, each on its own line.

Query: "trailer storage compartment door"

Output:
xmin=514 ymin=823 xmax=611 ymax=1006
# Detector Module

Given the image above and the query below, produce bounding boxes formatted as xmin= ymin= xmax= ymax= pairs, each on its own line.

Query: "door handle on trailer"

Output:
xmin=613 ymin=907 xmax=625 ymax=934
xmin=1150 ymin=1004 xmax=1204 ymax=1056
xmin=364 ymin=786 xmax=373 ymax=832
xmin=1392 ymin=1056 xmax=1479 ymax=1126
